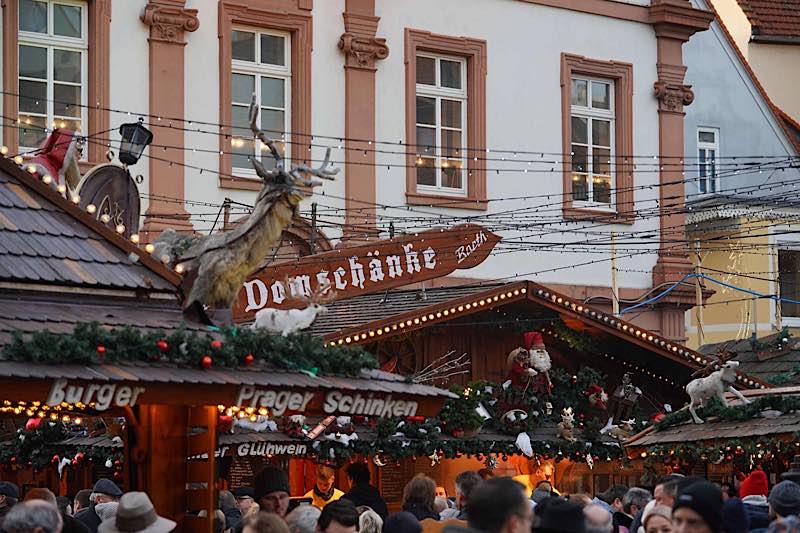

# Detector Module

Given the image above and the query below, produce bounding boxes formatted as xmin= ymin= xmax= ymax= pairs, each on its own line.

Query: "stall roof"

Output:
xmin=0 ymin=360 xmax=454 ymax=398
xmin=313 ymin=281 xmax=769 ymax=390
xmin=699 ymin=331 xmax=800 ymax=386
xmin=626 ymin=414 xmax=800 ymax=447
xmin=0 ymin=157 xmax=179 ymax=293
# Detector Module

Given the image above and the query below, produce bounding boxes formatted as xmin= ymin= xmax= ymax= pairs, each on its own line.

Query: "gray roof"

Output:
xmin=628 ymin=413 xmax=800 ymax=446
xmin=699 ymin=332 xmax=800 ymax=385
xmin=0 ymin=158 xmax=176 ymax=292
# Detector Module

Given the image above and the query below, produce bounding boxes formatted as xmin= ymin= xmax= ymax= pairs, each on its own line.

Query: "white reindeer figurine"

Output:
xmin=557 ymin=407 xmax=577 ymax=442
xmin=685 ymin=360 xmax=751 ymax=424
xmin=251 ymin=281 xmax=333 ymax=336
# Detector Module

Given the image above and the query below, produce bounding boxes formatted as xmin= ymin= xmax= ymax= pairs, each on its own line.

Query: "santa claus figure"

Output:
xmin=504 ymin=331 xmax=552 ymax=395
xmin=26 ymin=129 xmax=83 ymax=194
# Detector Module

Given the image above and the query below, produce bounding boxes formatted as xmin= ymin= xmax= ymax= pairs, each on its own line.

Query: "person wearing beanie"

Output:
xmin=672 ymin=481 xmax=723 ymax=533
xmin=642 ymin=504 xmax=672 ymax=533
xmin=755 ymin=480 xmax=800 ymax=533
xmin=532 ymin=497 xmax=585 ymax=533
xmin=740 ymin=471 xmax=770 ymax=530
xmin=721 ymin=498 xmax=749 ymax=533
xmin=254 ymin=466 xmax=291 ymax=518
xmin=766 ymin=515 xmax=800 ymax=533
xmin=383 ymin=511 xmax=423 ymax=533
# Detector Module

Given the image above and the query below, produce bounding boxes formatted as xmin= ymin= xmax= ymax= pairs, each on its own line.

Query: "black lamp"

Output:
xmin=118 ymin=118 xmax=153 ymax=166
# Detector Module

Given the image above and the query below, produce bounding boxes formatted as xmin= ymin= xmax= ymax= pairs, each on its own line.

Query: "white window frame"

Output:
xmin=231 ymin=27 xmax=291 ymax=175
xmin=697 ymin=127 xmax=719 ymax=195
xmin=18 ymin=0 xmax=88 ymax=152
xmin=570 ymin=75 xmax=615 ymax=209
xmin=415 ymin=53 xmax=468 ymax=196
xmin=777 ymin=238 xmax=800 ymax=325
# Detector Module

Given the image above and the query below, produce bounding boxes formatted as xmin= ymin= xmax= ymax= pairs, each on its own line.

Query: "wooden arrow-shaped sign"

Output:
xmin=232 ymin=223 xmax=501 ymax=321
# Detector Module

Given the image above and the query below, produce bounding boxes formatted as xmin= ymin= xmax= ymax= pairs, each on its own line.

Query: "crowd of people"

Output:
xmin=1 ymin=466 xmax=799 ymax=533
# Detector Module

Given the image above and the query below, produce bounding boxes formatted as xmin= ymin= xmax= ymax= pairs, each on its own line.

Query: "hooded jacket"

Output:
xmin=342 ymin=483 xmax=388 ymax=519
xmin=740 ymin=495 xmax=769 ymax=531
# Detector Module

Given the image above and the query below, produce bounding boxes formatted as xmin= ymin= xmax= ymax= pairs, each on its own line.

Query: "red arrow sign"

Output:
xmin=232 ymin=223 xmax=501 ymax=321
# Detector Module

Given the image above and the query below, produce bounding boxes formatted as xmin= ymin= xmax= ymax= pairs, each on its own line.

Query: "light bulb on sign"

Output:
xmin=86 ymin=204 xmax=97 ymax=214
xmin=115 ymin=224 xmax=125 ymax=234
xmin=145 ymin=243 xmax=155 ymax=253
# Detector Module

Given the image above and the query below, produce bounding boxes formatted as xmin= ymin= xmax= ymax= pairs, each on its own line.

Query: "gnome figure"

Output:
xmin=26 ymin=129 xmax=83 ymax=194
xmin=504 ymin=331 xmax=552 ymax=394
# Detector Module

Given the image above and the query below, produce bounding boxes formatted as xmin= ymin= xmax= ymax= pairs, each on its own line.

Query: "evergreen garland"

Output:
xmin=1 ymin=322 xmax=377 ymax=376
xmin=654 ymin=395 xmax=800 ymax=430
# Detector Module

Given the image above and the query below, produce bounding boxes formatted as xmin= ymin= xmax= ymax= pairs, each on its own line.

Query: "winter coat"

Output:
xmin=74 ymin=507 xmax=102 ymax=533
xmin=403 ymin=502 xmax=440 ymax=522
xmin=342 ymin=483 xmax=388 ymax=519
xmin=742 ymin=495 xmax=770 ymax=531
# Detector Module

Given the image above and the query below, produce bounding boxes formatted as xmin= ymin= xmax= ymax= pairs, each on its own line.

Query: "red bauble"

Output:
xmin=411 ymin=456 xmax=417 ymax=462
xmin=244 ymin=354 xmax=255 ymax=366
xmin=156 ymin=340 xmax=169 ymax=352
xmin=51 ymin=455 xmax=59 ymax=465
xmin=71 ymin=459 xmax=79 ymax=466
xmin=10 ymin=457 xmax=16 ymax=464
xmin=25 ymin=418 xmax=42 ymax=431
xmin=201 ymin=355 xmax=213 ymax=369
xmin=406 ymin=416 xmax=425 ymax=423
xmin=211 ymin=340 xmax=223 ymax=350
xmin=114 ymin=460 xmax=122 ymax=467
xmin=75 ymin=452 xmax=85 ymax=462
xmin=96 ymin=345 xmax=106 ymax=355
xmin=113 ymin=471 xmax=123 ymax=480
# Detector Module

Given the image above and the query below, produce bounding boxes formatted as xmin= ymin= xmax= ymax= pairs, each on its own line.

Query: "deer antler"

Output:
xmin=289 ymin=147 xmax=339 ymax=188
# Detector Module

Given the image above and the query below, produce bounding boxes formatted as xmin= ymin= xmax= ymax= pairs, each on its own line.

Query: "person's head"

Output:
xmin=315 ymin=465 xmax=337 ymax=494
xmin=97 ymin=492 xmax=175 ymax=533
xmin=536 ymin=481 xmax=553 ymax=492
xmin=601 ymin=485 xmax=628 ymax=513
xmin=24 ymin=488 xmax=57 ymax=505
xmin=477 ymin=469 xmax=495 ymax=481
xmin=768 ymin=480 xmax=800 ymax=520
xmin=346 ymin=463 xmax=370 ymax=486
xmin=316 ymin=499 xmax=359 ymax=533
xmin=0 ymin=481 xmax=19 ymax=508
xmin=219 ymin=490 xmax=237 ymax=511
xmin=357 ymin=508 xmax=382 ymax=533
xmin=242 ymin=512 xmax=290 ymax=533
xmin=92 ymin=478 xmax=123 ymax=505
xmin=467 ymin=477 xmax=532 ymax=533
xmin=671 ymin=481 xmax=722 ymax=533
xmin=739 ymin=470 xmax=769 ymax=499
xmin=716 ymin=482 xmax=735 ymax=502
xmin=285 ymin=504 xmax=321 ymax=533
xmin=583 ymin=503 xmax=612 ymax=533
xmin=622 ymin=487 xmax=652 ymax=517
xmin=381 ymin=512 xmax=421 ymax=533
xmin=3 ymin=500 xmax=63 ymax=533
xmin=254 ymin=466 xmax=291 ymax=518
xmin=532 ymin=496 xmax=585 ymax=533
xmin=401 ymin=474 xmax=436 ymax=511
xmin=655 ymin=480 xmax=679 ymax=508
xmin=454 ymin=471 xmax=482 ymax=510
xmin=721 ymin=497 xmax=747 ymax=533
xmin=567 ymin=493 xmax=592 ymax=508
xmin=433 ymin=496 xmax=449 ymax=514
xmin=55 ymin=496 xmax=71 ymax=517
xmin=74 ymin=489 xmax=92 ymax=513
xmin=234 ymin=488 xmax=256 ymax=515
xmin=643 ymin=504 xmax=673 ymax=533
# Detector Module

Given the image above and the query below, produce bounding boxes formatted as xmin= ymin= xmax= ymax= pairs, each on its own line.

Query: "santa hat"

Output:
xmin=739 ymin=470 xmax=768 ymax=498
xmin=523 ymin=331 xmax=545 ymax=350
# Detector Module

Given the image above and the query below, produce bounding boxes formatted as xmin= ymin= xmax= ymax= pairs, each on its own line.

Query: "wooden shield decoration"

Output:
xmin=76 ymin=164 xmax=141 ymax=237
xmin=232 ymin=223 xmax=501 ymax=321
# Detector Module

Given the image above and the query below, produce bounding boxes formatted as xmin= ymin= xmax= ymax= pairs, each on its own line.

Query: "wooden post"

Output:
xmin=694 ymin=241 xmax=704 ymax=347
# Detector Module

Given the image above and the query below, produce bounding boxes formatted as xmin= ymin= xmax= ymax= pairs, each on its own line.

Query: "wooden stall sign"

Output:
xmin=233 ymin=223 xmax=501 ymax=320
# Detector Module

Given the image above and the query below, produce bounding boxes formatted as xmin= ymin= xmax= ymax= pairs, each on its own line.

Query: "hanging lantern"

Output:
xmin=118 ymin=119 xmax=153 ymax=166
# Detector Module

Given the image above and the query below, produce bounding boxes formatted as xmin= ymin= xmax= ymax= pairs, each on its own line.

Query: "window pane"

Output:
xmin=591 ymin=81 xmax=610 ymax=109
xmin=232 ymin=73 xmax=255 ymax=104
xmin=261 ymin=109 xmax=285 ymax=136
xmin=53 ymin=49 xmax=81 ymax=83
xmin=54 ymin=84 xmax=81 ymax=117
xmin=780 ymin=249 xmax=800 ymax=317
xmin=592 ymin=119 xmax=610 ymax=147
xmin=571 ymin=144 xmax=587 ymax=173
xmin=260 ymin=77 xmax=285 ymax=109
xmin=417 ymin=56 xmax=435 ymax=85
xmin=571 ymin=116 xmax=587 ymax=144
xmin=54 ymin=4 xmax=82 ymax=38
xmin=20 ymin=0 xmax=47 ymax=33
xmin=593 ymin=176 xmax=611 ymax=204
xmin=593 ymin=148 xmax=611 ymax=175
xmin=416 ymin=96 xmax=435 ymax=125
xmin=442 ymin=162 xmax=462 ymax=189
xmin=699 ymin=131 xmax=716 ymax=143
xmin=261 ymin=34 xmax=285 ymax=66
xmin=232 ymin=30 xmax=255 ymax=62
xmin=18 ymin=115 xmax=47 ymax=148
xmin=441 ymin=99 xmax=462 ymax=129
xmin=572 ymin=174 xmax=588 ymax=201
xmin=19 ymin=80 xmax=46 ymax=114
xmin=441 ymin=129 xmax=462 ymax=159
xmin=416 ymin=157 xmax=435 ymax=186
xmin=571 ymin=79 xmax=587 ymax=107
xmin=56 ymin=118 xmax=80 ymax=132
xmin=698 ymin=149 xmax=707 ymax=177
xmin=231 ymin=105 xmax=251 ymax=137
xmin=416 ymin=126 xmax=435 ymax=153
xmin=440 ymin=60 xmax=461 ymax=89
xmin=19 ymin=45 xmax=47 ymax=79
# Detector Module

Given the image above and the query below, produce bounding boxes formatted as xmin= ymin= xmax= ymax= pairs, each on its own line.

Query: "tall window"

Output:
xmin=17 ymin=0 xmax=87 ymax=151
xmin=414 ymin=54 xmax=467 ymax=194
xmin=570 ymin=77 xmax=614 ymax=205
xmin=697 ymin=128 xmax=718 ymax=195
xmin=230 ymin=28 xmax=290 ymax=172
xmin=779 ymin=247 xmax=800 ymax=319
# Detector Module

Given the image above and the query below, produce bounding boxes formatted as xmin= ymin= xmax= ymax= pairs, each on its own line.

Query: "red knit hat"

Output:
xmin=739 ymin=470 xmax=769 ymax=498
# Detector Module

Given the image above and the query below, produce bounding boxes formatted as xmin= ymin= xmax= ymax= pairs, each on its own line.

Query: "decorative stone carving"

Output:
xmin=141 ymin=3 xmax=199 ymax=44
xmin=338 ymin=32 xmax=389 ymax=69
xmin=653 ymin=81 xmax=694 ymax=112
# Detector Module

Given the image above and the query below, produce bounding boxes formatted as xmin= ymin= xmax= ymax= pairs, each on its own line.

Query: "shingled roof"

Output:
xmin=738 ymin=0 xmax=800 ymax=40
xmin=0 ymin=157 xmax=179 ymax=293
xmin=699 ymin=331 xmax=800 ymax=385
